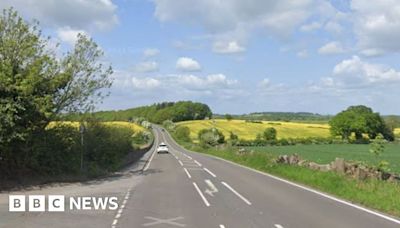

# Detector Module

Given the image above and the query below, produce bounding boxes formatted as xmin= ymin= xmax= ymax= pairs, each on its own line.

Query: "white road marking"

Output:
xmin=203 ymin=167 xmax=217 ymax=178
xmin=193 ymin=182 xmax=210 ymax=207
xmin=204 ymin=179 xmax=219 ymax=197
xmin=221 ymin=182 xmax=252 ymax=205
xmin=219 ymin=225 xmax=225 ymax=228
xmin=178 ymin=160 xmax=183 ymax=166
xmin=143 ymin=216 xmax=185 ymax=227
xmin=143 ymin=145 xmax=157 ymax=171
xmin=183 ymin=154 xmax=192 ymax=159
xmin=274 ymin=224 xmax=284 ymax=228
xmin=184 ymin=168 xmax=192 ymax=179
xmin=193 ymin=152 xmax=400 ymax=225
xmin=194 ymin=160 xmax=202 ymax=166
xmin=111 ymin=189 xmax=131 ymax=227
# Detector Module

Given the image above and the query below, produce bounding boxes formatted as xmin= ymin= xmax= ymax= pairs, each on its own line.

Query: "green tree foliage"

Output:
xmin=369 ymin=134 xmax=390 ymax=172
xmin=263 ymin=127 xmax=277 ymax=140
xmin=225 ymin=114 xmax=233 ymax=121
xmin=329 ymin=105 xmax=394 ymax=141
xmin=175 ymin=126 xmax=192 ymax=142
xmin=67 ymin=101 xmax=212 ymax=123
xmin=198 ymin=128 xmax=225 ymax=147
xmin=0 ymin=8 xmax=113 ymax=179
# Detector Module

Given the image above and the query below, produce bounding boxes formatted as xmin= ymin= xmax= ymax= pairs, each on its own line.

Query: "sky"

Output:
xmin=1 ymin=0 xmax=400 ymax=115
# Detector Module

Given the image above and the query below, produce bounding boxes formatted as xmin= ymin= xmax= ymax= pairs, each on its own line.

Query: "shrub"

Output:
xmin=198 ymin=128 xmax=225 ymax=147
xmin=263 ymin=127 xmax=277 ymax=140
xmin=175 ymin=126 xmax=192 ymax=142
xmin=163 ymin=120 xmax=176 ymax=131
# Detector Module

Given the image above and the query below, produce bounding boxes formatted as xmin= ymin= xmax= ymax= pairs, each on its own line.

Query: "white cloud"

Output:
xmin=318 ymin=41 xmax=345 ymax=55
xmin=332 ymin=56 xmax=400 ymax=84
xmin=143 ymin=48 xmax=160 ymax=58
xmin=153 ymin=0 xmax=337 ymax=48
xmin=135 ymin=61 xmax=159 ymax=73
xmin=131 ymin=77 xmax=161 ymax=90
xmin=212 ymin=41 xmax=246 ymax=54
xmin=259 ymin=78 xmax=270 ymax=88
xmin=300 ymin=21 xmax=322 ymax=32
xmin=297 ymin=49 xmax=309 ymax=58
xmin=351 ymin=0 xmax=400 ymax=55
xmin=0 ymin=0 xmax=118 ymax=30
xmin=56 ymin=27 xmax=87 ymax=46
xmin=176 ymin=57 xmax=202 ymax=71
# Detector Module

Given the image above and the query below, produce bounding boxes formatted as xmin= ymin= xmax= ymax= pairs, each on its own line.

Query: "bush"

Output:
xmin=198 ymin=128 xmax=225 ymax=147
xmin=263 ymin=127 xmax=277 ymax=140
xmin=132 ymin=131 xmax=152 ymax=149
xmin=175 ymin=126 xmax=192 ymax=142
xmin=163 ymin=119 xmax=176 ymax=131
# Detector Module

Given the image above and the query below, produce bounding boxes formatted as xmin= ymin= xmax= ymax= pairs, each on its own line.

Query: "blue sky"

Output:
xmin=1 ymin=0 xmax=400 ymax=114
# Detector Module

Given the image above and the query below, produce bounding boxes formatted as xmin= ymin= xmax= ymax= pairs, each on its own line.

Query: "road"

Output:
xmin=1 ymin=126 xmax=400 ymax=228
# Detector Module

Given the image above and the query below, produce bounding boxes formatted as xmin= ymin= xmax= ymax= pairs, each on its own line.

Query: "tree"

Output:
xmin=263 ymin=127 xmax=277 ymax=140
xmin=329 ymin=105 xmax=393 ymax=141
xmin=0 ymin=8 xmax=112 ymax=145
xmin=198 ymin=128 xmax=225 ymax=146
xmin=175 ymin=126 xmax=192 ymax=142
xmin=0 ymin=8 xmax=112 ymax=172
xmin=225 ymin=114 xmax=233 ymax=121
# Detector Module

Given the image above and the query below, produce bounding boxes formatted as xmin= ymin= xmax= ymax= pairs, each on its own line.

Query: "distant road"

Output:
xmin=1 ymin=126 xmax=400 ymax=228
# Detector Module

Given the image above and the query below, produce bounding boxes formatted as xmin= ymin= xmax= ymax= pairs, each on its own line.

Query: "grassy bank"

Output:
xmin=172 ymin=137 xmax=400 ymax=217
xmin=251 ymin=144 xmax=400 ymax=174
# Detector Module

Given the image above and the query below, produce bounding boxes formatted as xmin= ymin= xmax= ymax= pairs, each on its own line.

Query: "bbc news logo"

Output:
xmin=9 ymin=195 xmax=119 ymax=212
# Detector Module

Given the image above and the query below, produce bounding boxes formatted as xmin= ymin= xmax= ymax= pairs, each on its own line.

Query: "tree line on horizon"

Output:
xmin=64 ymin=101 xmax=213 ymax=124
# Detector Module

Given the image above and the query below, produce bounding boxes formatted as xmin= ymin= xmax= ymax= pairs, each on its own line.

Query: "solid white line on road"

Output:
xmin=219 ymin=225 xmax=226 ymax=228
xmin=194 ymin=160 xmax=202 ymax=166
xmin=178 ymin=160 xmax=183 ymax=166
xmin=143 ymin=147 xmax=157 ymax=171
xmin=203 ymin=167 xmax=217 ymax=178
xmin=184 ymin=168 xmax=192 ymax=179
xmin=193 ymin=182 xmax=210 ymax=207
xmin=196 ymin=153 xmax=400 ymax=225
xmin=275 ymin=224 xmax=284 ymax=228
xmin=221 ymin=182 xmax=252 ymax=205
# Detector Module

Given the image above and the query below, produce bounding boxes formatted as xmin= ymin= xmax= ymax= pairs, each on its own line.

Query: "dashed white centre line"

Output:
xmin=219 ymin=225 xmax=226 ymax=228
xmin=178 ymin=160 xmax=183 ymax=166
xmin=111 ymin=188 xmax=132 ymax=228
xmin=193 ymin=182 xmax=210 ymax=207
xmin=203 ymin=167 xmax=216 ymax=178
xmin=275 ymin=224 xmax=284 ymax=228
xmin=194 ymin=160 xmax=202 ymax=166
xmin=221 ymin=182 xmax=252 ymax=205
xmin=183 ymin=168 xmax=192 ymax=179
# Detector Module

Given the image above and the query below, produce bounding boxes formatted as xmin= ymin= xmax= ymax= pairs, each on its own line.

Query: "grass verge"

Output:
xmin=173 ymin=137 xmax=400 ymax=218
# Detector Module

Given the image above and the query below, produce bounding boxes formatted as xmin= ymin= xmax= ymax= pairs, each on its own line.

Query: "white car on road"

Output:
xmin=156 ymin=142 xmax=169 ymax=153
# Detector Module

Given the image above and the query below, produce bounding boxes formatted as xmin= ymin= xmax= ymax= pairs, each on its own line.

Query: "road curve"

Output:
xmin=1 ymin=126 xmax=399 ymax=228
xmin=120 ymin=126 xmax=400 ymax=228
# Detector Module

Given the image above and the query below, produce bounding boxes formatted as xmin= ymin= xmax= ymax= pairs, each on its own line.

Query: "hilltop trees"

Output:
xmin=329 ymin=106 xmax=394 ymax=141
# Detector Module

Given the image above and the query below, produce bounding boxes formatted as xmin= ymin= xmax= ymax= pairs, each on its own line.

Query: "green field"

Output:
xmin=177 ymin=119 xmax=331 ymax=141
xmin=251 ymin=144 xmax=400 ymax=173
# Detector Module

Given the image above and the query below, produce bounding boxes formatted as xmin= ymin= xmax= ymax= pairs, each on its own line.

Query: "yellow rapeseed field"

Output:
xmin=177 ymin=119 xmax=331 ymax=140
xmin=47 ymin=121 xmax=146 ymax=132
xmin=395 ymin=128 xmax=400 ymax=137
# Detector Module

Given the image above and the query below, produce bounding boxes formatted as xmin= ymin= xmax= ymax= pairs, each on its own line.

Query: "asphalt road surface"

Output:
xmin=1 ymin=126 xmax=400 ymax=228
